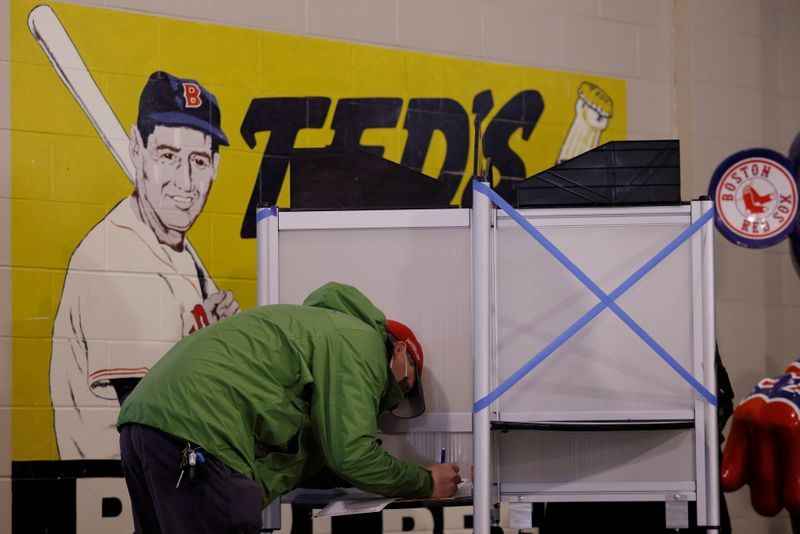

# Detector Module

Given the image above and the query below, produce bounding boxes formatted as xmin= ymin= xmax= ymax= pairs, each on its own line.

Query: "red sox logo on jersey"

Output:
xmin=182 ymin=81 xmax=203 ymax=109
xmin=188 ymin=303 xmax=211 ymax=333
xmin=710 ymin=149 xmax=798 ymax=248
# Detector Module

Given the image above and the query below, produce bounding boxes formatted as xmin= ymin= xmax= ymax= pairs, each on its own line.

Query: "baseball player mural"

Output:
xmin=15 ymin=0 xmax=627 ymax=481
xmin=50 ymin=71 xmax=239 ymax=459
xmin=12 ymin=3 xmax=630 ymax=531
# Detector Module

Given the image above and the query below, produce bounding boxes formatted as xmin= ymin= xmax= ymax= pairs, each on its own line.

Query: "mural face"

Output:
xmin=9 ymin=0 xmax=626 ymax=530
xmin=132 ymin=125 xmax=218 ymax=235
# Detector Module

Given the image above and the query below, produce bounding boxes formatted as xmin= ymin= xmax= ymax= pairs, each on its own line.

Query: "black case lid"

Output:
xmin=516 ymin=140 xmax=681 ymax=208
xmin=290 ymin=147 xmax=451 ymax=210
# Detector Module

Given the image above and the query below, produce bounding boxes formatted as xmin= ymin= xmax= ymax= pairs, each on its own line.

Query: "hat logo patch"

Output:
xmin=182 ymin=82 xmax=202 ymax=109
xmin=406 ymin=339 xmax=420 ymax=361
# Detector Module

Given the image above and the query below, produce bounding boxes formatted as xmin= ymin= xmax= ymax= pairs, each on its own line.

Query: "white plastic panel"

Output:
xmin=376 ymin=431 xmax=473 ymax=470
xmin=493 ymin=207 xmax=698 ymax=420
xmin=258 ymin=202 xmax=717 ymax=526
xmin=496 ymin=428 xmax=695 ymax=486
xmin=275 ymin=211 xmax=473 ymax=420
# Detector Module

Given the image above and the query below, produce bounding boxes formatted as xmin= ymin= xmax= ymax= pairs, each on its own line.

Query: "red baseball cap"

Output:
xmin=386 ymin=319 xmax=425 ymax=418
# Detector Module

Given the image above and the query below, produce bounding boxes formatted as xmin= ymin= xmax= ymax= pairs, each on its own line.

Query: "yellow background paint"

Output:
xmin=10 ymin=0 xmax=625 ymax=459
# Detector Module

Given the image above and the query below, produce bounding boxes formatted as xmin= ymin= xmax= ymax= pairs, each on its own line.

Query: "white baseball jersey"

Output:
xmin=50 ymin=197 xmax=219 ymax=459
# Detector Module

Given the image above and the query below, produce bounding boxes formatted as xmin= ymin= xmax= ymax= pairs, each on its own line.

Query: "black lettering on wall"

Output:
xmin=328 ymin=98 xmax=403 ymax=157
xmin=239 ymin=97 xmax=331 ymax=238
xmin=400 ymin=98 xmax=469 ymax=203
xmin=472 ymin=89 xmax=495 ymax=125
xmin=237 ymin=90 xmax=547 ymax=231
xmin=483 ymin=90 xmax=544 ymax=203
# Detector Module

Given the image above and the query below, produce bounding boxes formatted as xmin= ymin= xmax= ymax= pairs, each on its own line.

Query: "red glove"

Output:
xmin=722 ymin=361 xmax=800 ymax=516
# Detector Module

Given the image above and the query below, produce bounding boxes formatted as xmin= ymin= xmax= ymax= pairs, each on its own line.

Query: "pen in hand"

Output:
xmin=429 ymin=448 xmax=460 ymax=498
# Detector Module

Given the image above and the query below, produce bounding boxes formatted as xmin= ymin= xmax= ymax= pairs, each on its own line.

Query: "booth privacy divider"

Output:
xmin=256 ymin=185 xmax=718 ymax=532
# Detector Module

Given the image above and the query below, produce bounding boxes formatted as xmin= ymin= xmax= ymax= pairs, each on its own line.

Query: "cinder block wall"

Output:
xmin=676 ymin=2 xmax=799 ymax=533
xmin=2 ymin=0 xmax=799 ymax=533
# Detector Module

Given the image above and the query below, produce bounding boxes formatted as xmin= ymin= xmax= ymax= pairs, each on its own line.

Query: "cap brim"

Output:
xmin=390 ymin=365 xmax=425 ymax=419
xmin=147 ymin=111 xmax=230 ymax=146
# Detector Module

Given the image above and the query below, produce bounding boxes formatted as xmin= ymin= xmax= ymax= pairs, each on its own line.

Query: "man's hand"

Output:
xmin=205 ymin=290 xmax=240 ymax=323
xmin=428 ymin=463 xmax=461 ymax=498
xmin=722 ymin=361 xmax=800 ymax=516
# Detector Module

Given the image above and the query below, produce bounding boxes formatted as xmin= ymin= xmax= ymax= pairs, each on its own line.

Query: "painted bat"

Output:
xmin=28 ymin=4 xmax=135 ymax=182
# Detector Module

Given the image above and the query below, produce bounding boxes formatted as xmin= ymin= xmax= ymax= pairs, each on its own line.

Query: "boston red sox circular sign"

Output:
xmin=709 ymin=148 xmax=798 ymax=248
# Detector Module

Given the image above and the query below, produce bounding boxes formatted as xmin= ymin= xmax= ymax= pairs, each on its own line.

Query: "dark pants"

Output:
xmin=119 ymin=423 xmax=263 ymax=534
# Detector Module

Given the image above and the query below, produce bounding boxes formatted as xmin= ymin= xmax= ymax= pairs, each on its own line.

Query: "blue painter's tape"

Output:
xmin=256 ymin=206 xmax=278 ymax=222
xmin=608 ymin=301 xmax=717 ymax=406
xmin=473 ymin=297 xmax=610 ymax=413
xmin=473 ymin=181 xmax=608 ymax=301
xmin=472 ymin=181 xmax=717 ymax=412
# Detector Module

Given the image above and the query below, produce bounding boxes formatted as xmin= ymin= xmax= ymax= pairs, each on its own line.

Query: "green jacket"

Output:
xmin=117 ymin=282 xmax=433 ymax=503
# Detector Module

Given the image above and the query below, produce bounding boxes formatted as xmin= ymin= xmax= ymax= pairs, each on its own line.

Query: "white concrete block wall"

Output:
xmin=626 ymin=78 xmax=672 ymax=139
xmin=676 ymin=0 xmax=761 ymax=35
xmin=765 ymin=0 xmax=800 ymax=151
xmin=0 ymin=64 xmax=7 ymax=133
xmin=636 ymin=26 xmax=671 ymax=81
xmin=482 ymin=3 xmax=563 ymax=68
xmin=676 ymin=1 xmax=795 ymax=533
xmin=2 ymin=0 xmax=799 ymax=533
xmin=308 ymin=0 xmax=397 ymax=44
xmin=106 ymin=0 xmax=209 ymax=20
xmin=528 ymin=0 xmax=599 ymax=18
xmin=209 ymin=0 xmax=306 ymax=34
xmin=761 ymin=6 xmax=800 ymax=493
xmin=398 ymin=0 xmax=483 ymax=57
xmin=689 ymin=83 xmax=763 ymax=141
xmin=600 ymin=0 xmax=670 ymax=28
xmin=692 ymin=30 xmax=760 ymax=87
xmin=774 ymin=84 xmax=800 ymax=143
xmin=564 ymin=15 xmax=638 ymax=76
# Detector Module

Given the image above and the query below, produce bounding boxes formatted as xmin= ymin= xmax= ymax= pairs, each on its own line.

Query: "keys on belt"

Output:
xmin=176 ymin=442 xmax=206 ymax=488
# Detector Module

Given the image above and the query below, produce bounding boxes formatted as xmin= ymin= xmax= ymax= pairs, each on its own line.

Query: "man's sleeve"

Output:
xmin=309 ymin=329 xmax=433 ymax=498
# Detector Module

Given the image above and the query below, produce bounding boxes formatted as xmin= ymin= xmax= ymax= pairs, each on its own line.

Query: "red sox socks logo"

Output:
xmin=182 ymin=81 xmax=202 ymax=109
xmin=710 ymin=149 xmax=798 ymax=248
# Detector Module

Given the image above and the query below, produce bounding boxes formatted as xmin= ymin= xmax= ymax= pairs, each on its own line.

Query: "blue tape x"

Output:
xmin=472 ymin=181 xmax=717 ymax=412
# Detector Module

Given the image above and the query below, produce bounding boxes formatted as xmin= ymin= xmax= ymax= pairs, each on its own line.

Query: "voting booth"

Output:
xmin=473 ymin=185 xmax=718 ymax=532
xmin=255 ymin=143 xmax=719 ymax=532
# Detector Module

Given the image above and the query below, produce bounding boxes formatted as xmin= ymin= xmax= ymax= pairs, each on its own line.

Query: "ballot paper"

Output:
xmin=313 ymin=496 xmax=398 ymax=518
xmin=311 ymin=480 xmax=472 ymax=518
xmin=452 ymin=479 xmax=472 ymax=499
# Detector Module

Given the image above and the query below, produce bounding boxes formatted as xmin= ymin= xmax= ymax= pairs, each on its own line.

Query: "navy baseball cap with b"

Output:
xmin=138 ymin=71 xmax=229 ymax=146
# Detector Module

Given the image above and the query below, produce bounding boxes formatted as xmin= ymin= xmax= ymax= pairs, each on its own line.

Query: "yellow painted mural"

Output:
xmin=11 ymin=0 xmax=626 ymax=461
xmin=10 ymin=0 xmax=625 ymax=529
